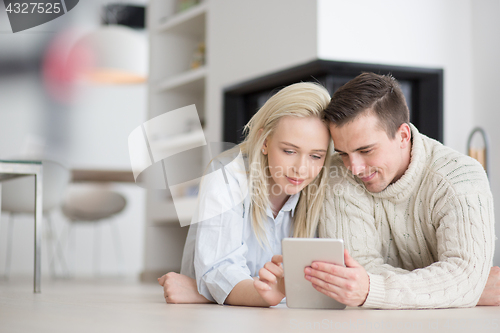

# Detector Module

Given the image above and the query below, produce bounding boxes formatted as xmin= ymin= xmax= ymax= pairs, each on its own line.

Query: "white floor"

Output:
xmin=0 ymin=276 xmax=294 ymax=333
xmin=2 ymin=276 xmax=500 ymax=333
xmin=0 ymin=276 xmax=173 ymax=333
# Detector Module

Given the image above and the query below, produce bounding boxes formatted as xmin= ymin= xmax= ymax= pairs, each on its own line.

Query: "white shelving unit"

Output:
xmin=156 ymin=66 xmax=207 ymax=93
xmin=157 ymin=2 xmax=207 ymax=35
xmin=147 ymin=0 xmax=208 ymax=223
xmin=142 ymin=0 xmax=209 ymax=279
xmin=148 ymin=196 xmax=199 ymax=226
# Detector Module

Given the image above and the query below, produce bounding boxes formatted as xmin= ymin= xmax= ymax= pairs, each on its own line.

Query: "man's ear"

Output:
xmin=399 ymin=123 xmax=411 ymax=149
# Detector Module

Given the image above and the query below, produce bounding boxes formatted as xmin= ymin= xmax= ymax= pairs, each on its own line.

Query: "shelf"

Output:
xmin=157 ymin=66 xmax=207 ymax=93
xmin=149 ymin=196 xmax=198 ymax=225
xmin=149 ymin=129 xmax=206 ymax=159
xmin=157 ymin=2 xmax=207 ymax=37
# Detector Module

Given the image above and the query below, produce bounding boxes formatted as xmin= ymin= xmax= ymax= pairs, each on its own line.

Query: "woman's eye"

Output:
xmin=284 ymin=150 xmax=294 ymax=154
xmin=311 ymin=155 xmax=322 ymax=160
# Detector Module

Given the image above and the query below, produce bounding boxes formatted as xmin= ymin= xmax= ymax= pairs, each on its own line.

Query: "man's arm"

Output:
xmin=318 ymin=178 xmax=495 ymax=309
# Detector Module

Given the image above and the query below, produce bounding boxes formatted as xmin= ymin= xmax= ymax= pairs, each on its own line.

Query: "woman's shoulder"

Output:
xmin=200 ymin=146 xmax=248 ymax=202
xmin=197 ymin=145 xmax=249 ymax=215
xmin=206 ymin=145 xmax=248 ymax=183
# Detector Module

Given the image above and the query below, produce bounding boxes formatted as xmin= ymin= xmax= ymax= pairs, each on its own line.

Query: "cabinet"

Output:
xmin=142 ymin=0 xmax=209 ymax=279
xmin=147 ymin=0 xmax=208 ymax=225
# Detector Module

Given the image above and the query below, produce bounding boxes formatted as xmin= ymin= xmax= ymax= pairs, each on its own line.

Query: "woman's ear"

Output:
xmin=261 ymin=139 xmax=268 ymax=155
xmin=258 ymin=128 xmax=268 ymax=155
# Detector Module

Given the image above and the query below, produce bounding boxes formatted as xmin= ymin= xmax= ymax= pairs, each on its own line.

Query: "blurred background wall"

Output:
xmin=0 ymin=0 xmax=148 ymax=278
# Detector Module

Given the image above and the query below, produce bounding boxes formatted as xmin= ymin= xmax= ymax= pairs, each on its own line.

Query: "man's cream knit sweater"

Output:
xmin=318 ymin=124 xmax=495 ymax=309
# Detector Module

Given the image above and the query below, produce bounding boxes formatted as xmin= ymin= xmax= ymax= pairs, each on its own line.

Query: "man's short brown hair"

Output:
xmin=323 ymin=72 xmax=410 ymax=138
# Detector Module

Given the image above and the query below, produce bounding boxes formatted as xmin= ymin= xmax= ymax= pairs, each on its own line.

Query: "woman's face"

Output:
xmin=263 ymin=116 xmax=330 ymax=197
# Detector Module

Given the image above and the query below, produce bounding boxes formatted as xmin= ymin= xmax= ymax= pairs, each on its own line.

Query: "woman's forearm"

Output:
xmin=224 ymin=279 xmax=270 ymax=307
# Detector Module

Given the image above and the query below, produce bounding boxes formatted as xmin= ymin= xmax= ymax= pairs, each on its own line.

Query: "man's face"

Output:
xmin=329 ymin=110 xmax=411 ymax=193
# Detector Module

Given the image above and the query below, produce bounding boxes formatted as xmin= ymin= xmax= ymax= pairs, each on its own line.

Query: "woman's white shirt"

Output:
xmin=180 ymin=148 xmax=299 ymax=304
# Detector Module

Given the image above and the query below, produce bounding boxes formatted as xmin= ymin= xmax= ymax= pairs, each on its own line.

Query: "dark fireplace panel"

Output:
xmin=223 ymin=60 xmax=443 ymax=144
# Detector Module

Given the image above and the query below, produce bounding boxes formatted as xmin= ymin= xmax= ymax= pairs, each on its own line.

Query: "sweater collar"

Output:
xmin=367 ymin=123 xmax=426 ymax=202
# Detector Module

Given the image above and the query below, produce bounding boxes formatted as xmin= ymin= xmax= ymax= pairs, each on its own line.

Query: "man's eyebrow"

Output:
xmin=281 ymin=142 xmax=327 ymax=153
xmin=334 ymin=144 xmax=376 ymax=154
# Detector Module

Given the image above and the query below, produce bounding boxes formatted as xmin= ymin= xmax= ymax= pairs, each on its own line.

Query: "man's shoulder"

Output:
xmin=419 ymin=134 xmax=489 ymax=195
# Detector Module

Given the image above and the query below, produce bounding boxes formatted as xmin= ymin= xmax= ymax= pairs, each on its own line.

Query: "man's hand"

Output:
xmin=477 ymin=266 xmax=500 ymax=306
xmin=253 ymin=255 xmax=286 ymax=306
xmin=304 ymin=249 xmax=369 ymax=307
xmin=158 ymin=272 xmax=212 ymax=304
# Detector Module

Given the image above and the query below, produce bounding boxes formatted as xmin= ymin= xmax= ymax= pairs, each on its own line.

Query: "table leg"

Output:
xmin=34 ymin=169 xmax=43 ymax=293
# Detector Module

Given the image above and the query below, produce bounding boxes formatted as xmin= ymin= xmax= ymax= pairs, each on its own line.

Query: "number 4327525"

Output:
xmin=6 ymin=2 xmax=61 ymax=14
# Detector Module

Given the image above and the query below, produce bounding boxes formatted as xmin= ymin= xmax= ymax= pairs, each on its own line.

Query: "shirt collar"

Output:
xmin=265 ymin=192 xmax=301 ymax=218
xmin=285 ymin=192 xmax=300 ymax=217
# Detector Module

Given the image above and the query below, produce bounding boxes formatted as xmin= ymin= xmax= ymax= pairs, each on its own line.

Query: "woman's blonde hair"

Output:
xmin=239 ymin=82 xmax=333 ymax=244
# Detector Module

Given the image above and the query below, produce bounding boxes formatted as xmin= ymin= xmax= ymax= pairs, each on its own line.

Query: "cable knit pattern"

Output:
xmin=318 ymin=124 xmax=495 ymax=309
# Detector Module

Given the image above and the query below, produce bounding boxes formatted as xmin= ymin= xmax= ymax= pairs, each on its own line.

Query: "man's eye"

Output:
xmin=311 ymin=155 xmax=322 ymax=160
xmin=361 ymin=150 xmax=372 ymax=154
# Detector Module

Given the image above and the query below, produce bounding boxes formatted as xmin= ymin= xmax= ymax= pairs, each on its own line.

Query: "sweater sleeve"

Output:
xmin=319 ymin=176 xmax=495 ymax=309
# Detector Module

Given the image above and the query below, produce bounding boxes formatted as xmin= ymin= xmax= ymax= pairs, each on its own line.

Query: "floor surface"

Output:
xmin=2 ymin=276 xmax=500 ymax=333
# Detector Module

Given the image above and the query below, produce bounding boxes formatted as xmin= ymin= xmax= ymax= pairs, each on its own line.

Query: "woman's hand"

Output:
xmin=158 ymin=272 xmax=212 ymax=304
xmin=253 ymin=255 xmax=286 ymax=306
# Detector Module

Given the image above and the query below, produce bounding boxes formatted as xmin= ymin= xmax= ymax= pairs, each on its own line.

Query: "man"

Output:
xmin=305 ymin=72 xmax=499 ymax=308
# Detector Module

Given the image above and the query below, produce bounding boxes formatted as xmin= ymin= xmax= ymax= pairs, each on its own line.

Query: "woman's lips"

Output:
xmin=360 ymin=172 xmax=376 ymax=182
xmin=286 ymin=176 xmax=304 ymax=185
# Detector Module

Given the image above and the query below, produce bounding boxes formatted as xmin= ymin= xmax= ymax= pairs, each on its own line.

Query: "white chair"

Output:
xmin=1 ymin=160 xmax=71 ymax=278
xmin=61 ymin=186 xmax=127 ymax=276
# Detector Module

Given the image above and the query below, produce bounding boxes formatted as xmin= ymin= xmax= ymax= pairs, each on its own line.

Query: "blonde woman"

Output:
xmin=158 ymin=82 xmax=332 ymax=307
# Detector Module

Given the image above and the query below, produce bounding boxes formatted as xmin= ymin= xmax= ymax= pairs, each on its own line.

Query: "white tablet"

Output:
xmin=282 ymin=238 xmax=346 ymax=309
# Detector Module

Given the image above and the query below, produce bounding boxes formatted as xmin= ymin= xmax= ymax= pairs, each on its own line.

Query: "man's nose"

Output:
xmin=349 ymin=155 xmax=365 ymax=176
